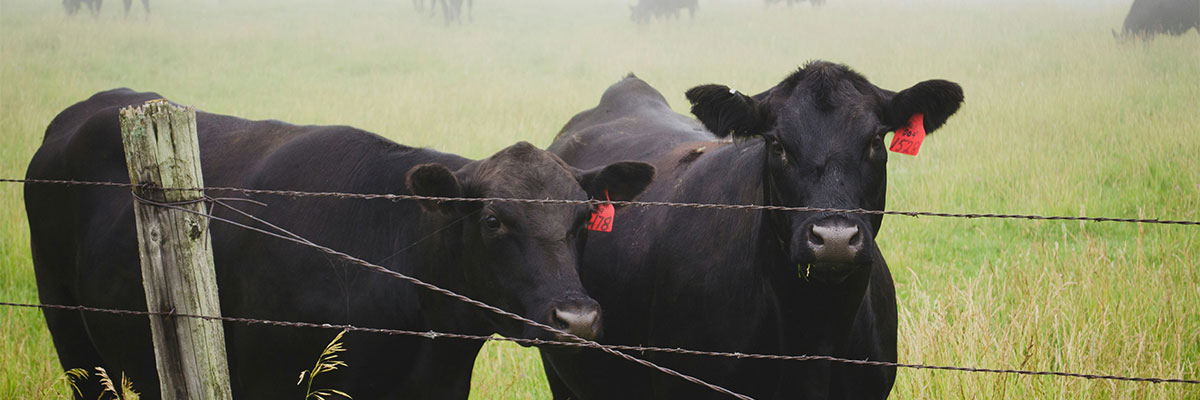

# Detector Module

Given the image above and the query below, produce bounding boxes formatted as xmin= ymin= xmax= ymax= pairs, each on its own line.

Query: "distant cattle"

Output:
xmin=542 ymin=61 xmax=962 ymax=398
xmin=764 ymin=0 xmax=826 ymax=7
xmin=630 ymin=0 xmax=698 ymax=24
xmin=63 ymin=0 xmax=149 ymax=19
xmin=1117 ymin=0 xmax=1199 ymax=38
xmin=26 ymin=88 xmax=654 ymax=399
xmin=416 ymin=0 xmax=474 ymax=25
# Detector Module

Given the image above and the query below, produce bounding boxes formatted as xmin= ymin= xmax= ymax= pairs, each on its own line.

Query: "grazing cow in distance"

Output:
xmin=25 ymin=88 xmax=654 ymax=399
xmin=630 ymin=0 xmax=698 ymax=24
xmin=1115 ymin=0 xmax=1199 ymax=38
xmin=542 ymin=61 xmax=962 ymax=399
xmin=63 ymin=0 xmax=148 ymax=19
xmin=417 ymin=0 xmax=475 ymax=25
xmin=441 ymin=0 xmax=473 ymax=25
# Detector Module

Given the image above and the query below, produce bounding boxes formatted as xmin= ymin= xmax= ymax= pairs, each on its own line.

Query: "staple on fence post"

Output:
xmin=120 ymin=100 xmax=233 ymax=400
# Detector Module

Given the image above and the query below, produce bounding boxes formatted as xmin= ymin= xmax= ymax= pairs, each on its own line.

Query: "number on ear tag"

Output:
xmin=588 ymin=204 xmax=614 ymax=232
xmin=588 ymin=190 xmax=614 ymax=232
xmin=889 ymin=113 xmax=926 ymax=156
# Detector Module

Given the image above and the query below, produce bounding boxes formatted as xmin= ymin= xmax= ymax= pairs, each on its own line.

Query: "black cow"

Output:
xmin=630 ymin=0 xmax=698 ymax=24
xmin=1116 ymin=0 xmax=1199 ymax=38
xmin=25 ymin=89 xmax=654 ymax=399
xmin=419 ymin=0 xmax=474 ymax=25
xmin=542 ymin=61 xmax=962 ymax=399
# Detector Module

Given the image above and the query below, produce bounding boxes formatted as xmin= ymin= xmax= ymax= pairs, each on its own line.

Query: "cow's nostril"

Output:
xmin=849 ymin=229 xmax=862 ymax=247
xmin=551 ymin=311 xmax=569 ymax=330
xmin=808 ymin=225 xmax=824 ymax=246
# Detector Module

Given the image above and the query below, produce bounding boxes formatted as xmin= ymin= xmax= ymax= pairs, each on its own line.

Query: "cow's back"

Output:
xmin=1123 ymin=0 xmax=1200 ymax=36
xmin=30 ymin=88 xmax=312 ymax=190
xmin=550 ymin=75 xmax=712 ymax=170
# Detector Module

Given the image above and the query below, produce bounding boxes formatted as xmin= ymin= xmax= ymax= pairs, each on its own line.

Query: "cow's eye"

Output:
xmin=483 ymin=215 xmax=501 ymax=230
xmin=871 ymin=134 xmax=885 ymax=149
xmin=769 ymin=141 xmax=788 ymax=164
xmin=770 ymin=141 xmax=786 ymax=155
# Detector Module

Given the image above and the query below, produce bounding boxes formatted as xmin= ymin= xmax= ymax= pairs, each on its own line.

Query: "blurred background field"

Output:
xmin=1 ymin=0 xmax=1196 ymax=398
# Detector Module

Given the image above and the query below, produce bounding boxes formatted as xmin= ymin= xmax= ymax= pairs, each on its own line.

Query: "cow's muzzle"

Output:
xmin=791 ymin=216 xmax=872 ymax=284
xmin=806 ymin=218 xmax=864 ymax=264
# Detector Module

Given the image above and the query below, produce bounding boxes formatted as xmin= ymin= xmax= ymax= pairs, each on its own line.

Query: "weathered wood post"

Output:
xmin=119 ymin=100 xmax=233 ymax=400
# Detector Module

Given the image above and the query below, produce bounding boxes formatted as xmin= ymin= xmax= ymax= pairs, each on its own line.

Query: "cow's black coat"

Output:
xmin=25 ymin=89 xmax=653 ymax=399
xmin=543 ymin=61 xmax=962 ymax=399
xmin=1118 ymin=0 xmax=1199 ymax=38
xmin=62 ymin=0 xmax=149 ymax=18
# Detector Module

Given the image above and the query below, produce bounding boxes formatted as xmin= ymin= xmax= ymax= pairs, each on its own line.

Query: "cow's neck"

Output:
xmin=407 ymin=214 xmax=487 ymax=335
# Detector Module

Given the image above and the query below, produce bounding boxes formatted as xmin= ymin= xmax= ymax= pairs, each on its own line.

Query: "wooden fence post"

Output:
xmin=120 ymin=100 xmax=233 ymax=400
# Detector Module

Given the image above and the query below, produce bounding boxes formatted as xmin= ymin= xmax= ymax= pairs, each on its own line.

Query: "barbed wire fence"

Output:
xmin=2 ymin=301 xmax=1194 ymax=385
xmin=2 ymin=177 xmax=1198 ymax=398
xmin=6 ymin=178 xmax=1200 ymax=225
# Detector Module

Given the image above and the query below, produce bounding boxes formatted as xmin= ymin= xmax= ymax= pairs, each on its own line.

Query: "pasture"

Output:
xmin=1 ymin=0 xmax=1196 ymax=398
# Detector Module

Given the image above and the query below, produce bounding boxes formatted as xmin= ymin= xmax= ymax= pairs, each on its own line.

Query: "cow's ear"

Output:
xmin=686 ymin=84 xmax=776 ymax=139
xmin=576 ymin=161 xmax=655 ymax=207
xmin=406 ymin=163 xmax=463 ymax=214
xmin=886 ymin=79 xmax=963 ymax=134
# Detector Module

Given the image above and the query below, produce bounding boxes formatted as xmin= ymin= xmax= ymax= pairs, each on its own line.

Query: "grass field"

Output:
xmin=1 ymin=0 xmax=1197 ymax=398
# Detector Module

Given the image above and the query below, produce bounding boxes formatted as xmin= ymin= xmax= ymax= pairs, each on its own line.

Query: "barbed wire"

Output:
xmin=3 ymin=301 xmax=1196 ymax=385
xmin=5 ymin=177 xmax=1199 ymax=226
xmin=7 ymin=176 xmax=1200 ymax=396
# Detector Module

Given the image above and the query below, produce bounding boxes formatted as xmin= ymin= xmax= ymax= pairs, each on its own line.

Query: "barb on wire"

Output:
xmin=131 ymin=192 xmax=754 ymax=400
xmin=4 ymin=301 xmax=1197 ymax=386
xmin=6 ymin=177 xmax=1199 ymax=226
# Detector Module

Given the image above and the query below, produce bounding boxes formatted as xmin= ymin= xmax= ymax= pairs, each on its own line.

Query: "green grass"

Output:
xmin=2 ymin=0 xmax=1197 ymax=398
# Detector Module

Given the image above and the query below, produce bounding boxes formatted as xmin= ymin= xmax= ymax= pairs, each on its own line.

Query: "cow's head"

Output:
xmin=686 ymin=61 xmax=962 ymax=283
xmin=406 ymin=142 xmax=654 ymax=343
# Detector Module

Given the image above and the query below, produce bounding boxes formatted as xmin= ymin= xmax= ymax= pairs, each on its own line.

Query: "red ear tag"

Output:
xmin=888 ymin=113 xmax=926 ymax=156
xmin=588 ymin=190 xmax=614 ymax=232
